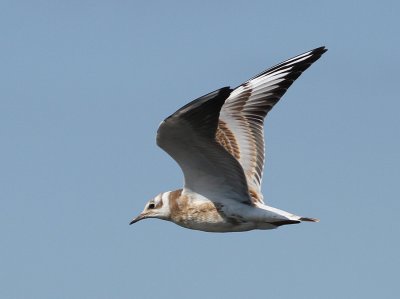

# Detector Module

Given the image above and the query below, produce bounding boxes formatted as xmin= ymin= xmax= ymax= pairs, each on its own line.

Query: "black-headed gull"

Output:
xmin=131 ymin=47 xmax=327 ymax=232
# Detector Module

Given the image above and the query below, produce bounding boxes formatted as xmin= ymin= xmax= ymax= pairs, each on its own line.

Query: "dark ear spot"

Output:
xmin=155 ymin=199 xmax=163 ymax=209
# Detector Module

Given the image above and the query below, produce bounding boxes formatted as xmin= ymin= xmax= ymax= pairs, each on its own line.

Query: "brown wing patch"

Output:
xmin=216 ymin=120 xmax=241 ymax=160
xmin=248 ymin=188 xmax=263 ymax=204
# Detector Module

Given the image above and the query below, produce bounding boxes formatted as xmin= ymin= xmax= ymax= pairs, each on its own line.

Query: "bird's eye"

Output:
xmin=148 ymin=203 xmax=155 ymax=209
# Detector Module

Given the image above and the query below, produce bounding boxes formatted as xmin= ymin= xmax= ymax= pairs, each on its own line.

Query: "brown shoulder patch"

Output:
xmin=168 ymin=189 xmax=185 ymax=220
xmin=168 ymin=189 xmax=183 ymax=202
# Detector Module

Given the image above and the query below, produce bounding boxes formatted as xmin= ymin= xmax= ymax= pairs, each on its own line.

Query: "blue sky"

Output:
xmin=1 ymin=1 xmax=399 ymax=298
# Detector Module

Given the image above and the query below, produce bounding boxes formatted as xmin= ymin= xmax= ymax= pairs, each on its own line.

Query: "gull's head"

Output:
xmin=129 ymin=193 xmax=170 ymax=225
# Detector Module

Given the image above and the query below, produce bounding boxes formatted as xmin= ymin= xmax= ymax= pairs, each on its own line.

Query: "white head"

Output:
xmin=130 ymin=192 xmax=171 ymax=225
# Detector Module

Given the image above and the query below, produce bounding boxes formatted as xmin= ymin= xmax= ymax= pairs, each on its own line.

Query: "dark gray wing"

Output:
xmin=157 ymin=87 xmax=252 ymax=205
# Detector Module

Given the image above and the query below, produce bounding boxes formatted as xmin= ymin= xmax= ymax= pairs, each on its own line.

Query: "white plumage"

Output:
xmin=130 ymin=47 xmax=327 ymax=232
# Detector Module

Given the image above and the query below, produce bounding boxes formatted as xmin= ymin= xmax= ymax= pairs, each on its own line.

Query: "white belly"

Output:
xmin=175 ymin=219 xmax=277 ymax=232
xmin=171 ymin=203 xmax=284 ymax=232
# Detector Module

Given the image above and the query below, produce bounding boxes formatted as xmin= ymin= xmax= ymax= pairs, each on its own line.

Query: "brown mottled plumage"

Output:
xmin=216 ymin=120 xmax=241 ymax=160
xmin=130 ymin=47 xmax=327 ymax=232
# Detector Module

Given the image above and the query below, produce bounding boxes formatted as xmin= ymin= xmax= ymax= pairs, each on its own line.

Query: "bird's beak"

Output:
xmin=129 ymin=213 xmax=146 ymax=225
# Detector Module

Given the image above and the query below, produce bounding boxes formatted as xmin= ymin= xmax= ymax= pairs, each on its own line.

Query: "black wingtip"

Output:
xmin=246 ymin=46 xmax=327 ymax=83
xmin=310 ymin=46 xmax=328 ymax=57
xmin=299 ymin=46 xmax=328 ymax=64
xmin=313 ymin=46 xmax=328 ymax=53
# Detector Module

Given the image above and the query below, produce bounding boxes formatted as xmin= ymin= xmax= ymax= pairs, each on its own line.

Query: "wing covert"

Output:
xmin=217 ymin=47 xmax=327 ymax=203
xmin=157 ymin=87 xmax=253 ymax=205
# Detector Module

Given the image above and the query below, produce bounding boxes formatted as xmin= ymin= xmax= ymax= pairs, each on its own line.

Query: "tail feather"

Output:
xmin=271 ymin=220 xmax=301 ymax=227
xmin=299 ymin=217 xmax=320 ymax=222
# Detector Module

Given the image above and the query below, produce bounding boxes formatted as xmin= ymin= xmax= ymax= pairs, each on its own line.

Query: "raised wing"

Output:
xmin=157 ymin=87 xmax=252 ymax=205
xmin=217 ymin=47 xmax=327 ymax=203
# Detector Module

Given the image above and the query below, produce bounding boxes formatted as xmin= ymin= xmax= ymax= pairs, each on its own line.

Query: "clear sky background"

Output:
xmin=1 ymin=1 xmax=399 ymax=298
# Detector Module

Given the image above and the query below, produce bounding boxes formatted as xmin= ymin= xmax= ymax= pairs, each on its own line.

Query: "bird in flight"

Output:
xmin=130 ymin=47 xmax=327 ymax=232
